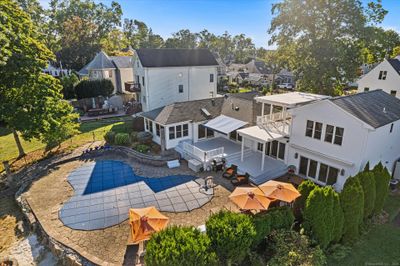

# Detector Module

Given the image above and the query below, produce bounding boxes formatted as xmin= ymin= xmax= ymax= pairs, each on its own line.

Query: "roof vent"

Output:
xmin=383 ymin=107 xmax=387 ymax=113
xmin=201 ymin=108 xmax=211 ymax=118
xmin=211 ymin=99 xmax=215 ymax=106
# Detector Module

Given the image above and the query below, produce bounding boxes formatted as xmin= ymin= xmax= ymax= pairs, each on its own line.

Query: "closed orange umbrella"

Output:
xmin=229 ymin=187 xmax=272 ymax=210
xmin=128 ymin=207 xmax=169 ymax=244
xmin=258 ymin=180 xmax=300 ymax=203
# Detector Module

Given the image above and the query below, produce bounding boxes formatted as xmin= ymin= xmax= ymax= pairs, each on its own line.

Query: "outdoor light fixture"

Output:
xmin=340 ymin=169 xmax=345 ymax=176
xmin=294 ymin=153 xmax=298 ymax=159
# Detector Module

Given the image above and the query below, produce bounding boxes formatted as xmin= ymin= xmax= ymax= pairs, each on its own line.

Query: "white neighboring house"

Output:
xmin=286 ymin=90 xmax=400 ymax=190
xmin=43 ymin=61 xmax=71 ymax=77
xmin=132 ymin=48 xmax=219 ymax=112
xmin=357 ymin=56 xmax=400 ymax=98
xmin=78 ymin=51 xmax=134 ymax=94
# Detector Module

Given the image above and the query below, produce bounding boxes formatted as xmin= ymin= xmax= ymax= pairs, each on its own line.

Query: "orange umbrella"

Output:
xmin=258 ymin=180 xmax=300 ymax=203
xmin=229 ymin=187 xmax=272 ymax=210
xmin=128 ymin=207 xmax=169 ymax=244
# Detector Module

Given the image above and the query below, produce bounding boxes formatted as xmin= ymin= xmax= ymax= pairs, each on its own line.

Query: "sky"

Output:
xmin=40 ymin=0 xmax=400 ymax=48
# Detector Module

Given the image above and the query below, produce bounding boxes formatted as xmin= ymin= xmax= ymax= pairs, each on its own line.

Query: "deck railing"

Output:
xmin=256 ymin=111 xmax=291 ymax=136
xmin=182 ymin=142 xmax=224 ymax=162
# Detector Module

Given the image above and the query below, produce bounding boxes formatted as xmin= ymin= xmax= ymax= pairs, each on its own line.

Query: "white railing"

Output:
xmin=182 ymin=142 xmax=224 ymax=162
xmin=257 ymin=112 xmax=291 ymax=136
xmin=256 ymin=111 xmax=292 ymax=124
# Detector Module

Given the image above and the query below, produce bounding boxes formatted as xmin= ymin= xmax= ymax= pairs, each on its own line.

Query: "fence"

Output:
xmin=182 ymin=142 xmax=224 ymax=162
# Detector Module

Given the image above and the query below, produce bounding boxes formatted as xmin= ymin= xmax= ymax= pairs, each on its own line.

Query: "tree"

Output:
xmin=372 ymin=162 xmax=391 ymax=214
xmin=392 ymin=46 xmax=400 ymax=57
xmin=0 ymin=0 xmax=78 ymax=156
xmin=165 ymin=29 xmax=199 ymax=49
xmin=75 ymin=79 xmax=114 ymax=99
xmin=358 ymin=170 xmax=376 ymax=219
xmin=100 ymin=29 xmax=130 ymax=55
xmin=206 ymin=211 xmax=256 ymax=265
xmin=60 ymin=73 xmax=79 ymax=99
xmin=123 ymin=19 xmax=164 ymax=49
xmin=294 ymin=180 xmax=317 ymax=219
xmin=268 ymin=0 xmax=387 ymax=95
xmin=145 ymin=226 xmax=218 ymax=266
xmin=360 ymin=27 xmax=400 ymax=63
xmin=232 ymin=34 xmax=255 ymax=63
xmin=340 ymin=176 xmax=364 ymax=243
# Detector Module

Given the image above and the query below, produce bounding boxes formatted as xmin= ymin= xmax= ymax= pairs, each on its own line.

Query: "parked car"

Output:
xmin=277 ymin=83 xmax=294 ymax=90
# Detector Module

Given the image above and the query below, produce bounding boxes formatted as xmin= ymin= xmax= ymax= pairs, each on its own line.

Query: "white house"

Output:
xmin=132 ymin=48 xmax=219 ymax=112
xmin=43 ymin=61 xmax=71 ymax=77
xmin=357 ymin=56 xmax=400 ymax=98
xmin=78 ymin=51 xmax=134 ymax=94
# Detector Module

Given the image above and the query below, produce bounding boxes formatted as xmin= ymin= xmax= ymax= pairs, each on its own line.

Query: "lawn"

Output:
xmin=327 ymin=193 xmax=400 ymax=265
xmin=0 ymin=116 xmax=133 ymax=172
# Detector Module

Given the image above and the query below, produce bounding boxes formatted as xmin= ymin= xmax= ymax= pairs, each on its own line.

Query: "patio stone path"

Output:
xmin=60 ymin=160 xmax=213 ymax=230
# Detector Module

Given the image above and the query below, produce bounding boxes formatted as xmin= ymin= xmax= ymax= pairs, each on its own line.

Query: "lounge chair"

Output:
xmin=222 ymin=164 xmax=238 ymax=179
xmin=231 ymin=172 xmax=250 ymax=186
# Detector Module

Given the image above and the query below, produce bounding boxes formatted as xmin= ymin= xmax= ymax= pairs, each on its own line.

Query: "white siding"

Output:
xmin=357 ymin=60 xmax=400 ymax=98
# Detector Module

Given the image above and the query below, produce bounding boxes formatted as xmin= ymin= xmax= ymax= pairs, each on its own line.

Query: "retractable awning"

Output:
xmin=204 ymin=115 xmax=248 ymax=135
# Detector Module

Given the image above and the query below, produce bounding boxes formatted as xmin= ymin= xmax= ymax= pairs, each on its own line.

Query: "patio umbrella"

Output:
xmin=258 ymin=180 xmax=301 ymax=203
xmin=229 ymin=187 xmax=272 ymax=211
xmin=128 ymin=207 xmax=169 ymax=245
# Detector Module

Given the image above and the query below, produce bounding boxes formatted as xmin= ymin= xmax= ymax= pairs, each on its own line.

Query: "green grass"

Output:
xmin=0 ymin=116 xmax=133 ymax=171
xmin=327 ymin=193 xmax=400 ymax=266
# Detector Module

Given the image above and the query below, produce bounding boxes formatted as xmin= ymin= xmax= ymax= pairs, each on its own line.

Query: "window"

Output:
xmin=206 ymin=128 xmax=214 ymax=138
xmin=334 ymin=127 xmax=344 ymax=145
xmin=237 ymin=134 xmax=242 ymax=142
xmin=183 ymin=124 xmax=189 ymax=137
xmin=327 ymin=167 xmax=339 ymax=185
xmin=198 ymin=125 xmax=206 ymax=139
xmin=364 ymin=87 xmax=369 ymax=92
xmin=230 ymin=131 xmax=237 ymax=141
xmin=271 ymin=140 xmax=279 ymax=158
xmin=390 ymin=123 xmax=394 ymax=133
xmin=156 ymin=124 xmax=161 ymax=136
xmin=390 ymin=90 xmax=397 ymax=96
xmin=257 ymin=142 xmax=264 ymax=152
xmin=378 ymin=70 xmax=387 ymax=80
xmin=210 ymin=74 xmax=214 ymax=82
xmin=265 ymin=142 xmax=271 ymax=156
xmin=147 ymin=120 xmax=153 ymax=133
xmin=299 ymin=156 xmax=309 ymax=176
xmin=169 ymin=126 xmax=175 ymax=140
xmin=176 ymin=125 xmax=182 ymax=138
xmin=313 ymin=122 xmax=322 ymax=140
xmin=308 ymin=159 xmax=318 ymax=178
xmin=324 ymin=125 xmax=334 ymax=143
xmin=318 ymin=163 xmax=329 ymax=183
xmin=305 ymin=120 xmax=314 ymax=137
xmin=179 ymin=85 xmax=184 ymax=93
xmin=142 ymin=76 xmax=145 ymax=87
xmin=109 ymin=70 xmax=113 ymax=78
xmin=278 ymin=142 xmax=285 ymax=160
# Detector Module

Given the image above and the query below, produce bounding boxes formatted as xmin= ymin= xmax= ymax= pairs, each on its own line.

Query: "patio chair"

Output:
xmin=222 ymin=164 xmax=238 ymax=179
xmin=231 ymin=172 xmax=250 ymax=186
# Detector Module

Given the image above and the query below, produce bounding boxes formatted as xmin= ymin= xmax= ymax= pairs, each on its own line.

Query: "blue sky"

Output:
xmin=40 ymin=0 xmax=400 ymax=48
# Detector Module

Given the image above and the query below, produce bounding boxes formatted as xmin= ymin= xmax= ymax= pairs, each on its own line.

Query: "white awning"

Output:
xmin=237 ymin=126 xmax=284 ymax=142
xmin=204 ymin=115 xmax=248 ymax=135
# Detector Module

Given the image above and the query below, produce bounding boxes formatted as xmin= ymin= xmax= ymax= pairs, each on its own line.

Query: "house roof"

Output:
xmin=253 ymin=60 xmax=271 ymax=75
xmin=135 ymin=48 xmax=219 ymax=68
xmin=387 ymin=58 xmax=400 ymax=75
xmin=330 ymin=90 xmax=400 ymax=128
xmin=109 ymin=56 xmax=133 ymax=68
xmin=85 ymin=51 xmax=116 ymax=70
xmin=256 ymin=92 xmax=330 ymax=107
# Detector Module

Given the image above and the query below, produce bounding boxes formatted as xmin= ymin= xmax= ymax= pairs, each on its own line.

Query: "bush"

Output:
xmin=267 ymin=230 xmax=327 ymax=266
xmin=130 ymin=131 xmax=138 ymax=142
xmin=114 ymin=133 xmax=130 ymax=146
xmin=60 ymin=73 xmax=79 ymax=99
xmin=104 ymin=131 xmax=116 ymax=144
xmin=75 ymin=79 xmax=114 ymax=99
xmin=252 ymin=206 xmax=295 ymax=249
xmin=135 ymin=144 xmax=149 ymax=153
xmin=372 ymin=162 xmax=391 ymax=214
xmin=340 ymin=176 xmax=364 ymax=243
xmin=303 ymin=186 xmax=343 ymax=249
xmin=206 ymin=210 xmax=256 ymax=265
xmin=358 ymin=170 xmax=376 ymax=219
xmin=294 ymin=180 xmax=317 ymax=220
xmin=145 ymin=226 xmax=217 ymax=266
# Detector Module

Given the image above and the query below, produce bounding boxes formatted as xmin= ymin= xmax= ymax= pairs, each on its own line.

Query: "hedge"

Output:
xmin=145 ymin=226 xmax=217 ymax=266
xmin=206 ymin=210 xmax=256 ymax=265
xmin=114 ymin=133 xmax=130 ymax=146
xmin=75 ymin=79 xmax=114 ymax=99
xmin=372 ymin=162 xmax=391 ymax=214
xmin=294 ymin=180 xmax=318 ymax=219
xmin=104 ymin=131 xmax=116 ymax=144
xmin=358 ymin=170 xmax=376 ymax=219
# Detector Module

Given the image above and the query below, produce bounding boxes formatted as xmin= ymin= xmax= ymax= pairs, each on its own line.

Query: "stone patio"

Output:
xmin=23 ymin=154 xmax=238 ymax=265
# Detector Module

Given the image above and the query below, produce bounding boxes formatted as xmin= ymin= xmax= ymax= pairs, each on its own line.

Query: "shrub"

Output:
xmin=206 ymin=210 xmax=256 ymax=265
xmin=104 ymin=131 xmax=116 ymax=144
xmin=373 ymin=163 xmax=391 ymax=214
xmin=60 ymin=73 xmax=79 ymax=99
xmin=252 ymin=206 xmax=295 ymax=248
xmin=294 ymin=180 xmax=317 ymax=219
xmin=74 ymin=79 xmax=114 ymax=99
xmin=114 ymin=133 xmax=130 ymax=146
xmin=130 ymin=131 xmax=138 ymax=142
xmin=358 ymin=171 xmax=376 ymax=219
xmin=145 ymin=226 xmax=217 ymax=266
xmin=303 ymin=186 xmax=343 ymax=249
xmin=340 ymin=176 xmax=364 ymax=243
xmin=135 ymin=144 xmax=149 ymax=153
xmin=267 ymin=230 xmax=327 ymax=266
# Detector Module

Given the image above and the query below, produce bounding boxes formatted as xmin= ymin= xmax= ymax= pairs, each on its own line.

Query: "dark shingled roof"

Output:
xmin=388 ymin=58 xmax=400 ymax=75
xmin=330 ymin=90 xmax=400 ymax=128
xmin=109 ymin=56 xmax=133 ymax=68
xmin=136 ymin=48 xmax=219 ymax=68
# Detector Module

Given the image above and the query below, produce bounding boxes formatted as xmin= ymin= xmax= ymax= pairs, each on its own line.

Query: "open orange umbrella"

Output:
xmin=229 ymin=187 xmax=272 ymax=211
xmin=258 ymin=180 xmax=300 ymax=203
xmin=128 ymin=207 xmax=169 ymax=245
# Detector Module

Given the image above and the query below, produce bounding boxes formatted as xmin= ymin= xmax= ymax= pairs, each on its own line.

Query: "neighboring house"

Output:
xmin=245 ymin=59 xmax=271 ymax=75
xmin=357 ymin=56 xmax=400 ymax=98
xmin=43 ymin=61 xmax=71 ymax=77
xmin=228 ymin=63 xmax=247 ymax=72
xmin=132 ymin=48 xmax=219 ymax=112
xmin=227 ymin=72 xmax=249 ymax=84
xmin=247 ymin=73 xmax=268 ymax=86
xmin=286 ymin=90 xmax=400 ymax=190
xmin=78 ymin=51 xmax=134 ymax=94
